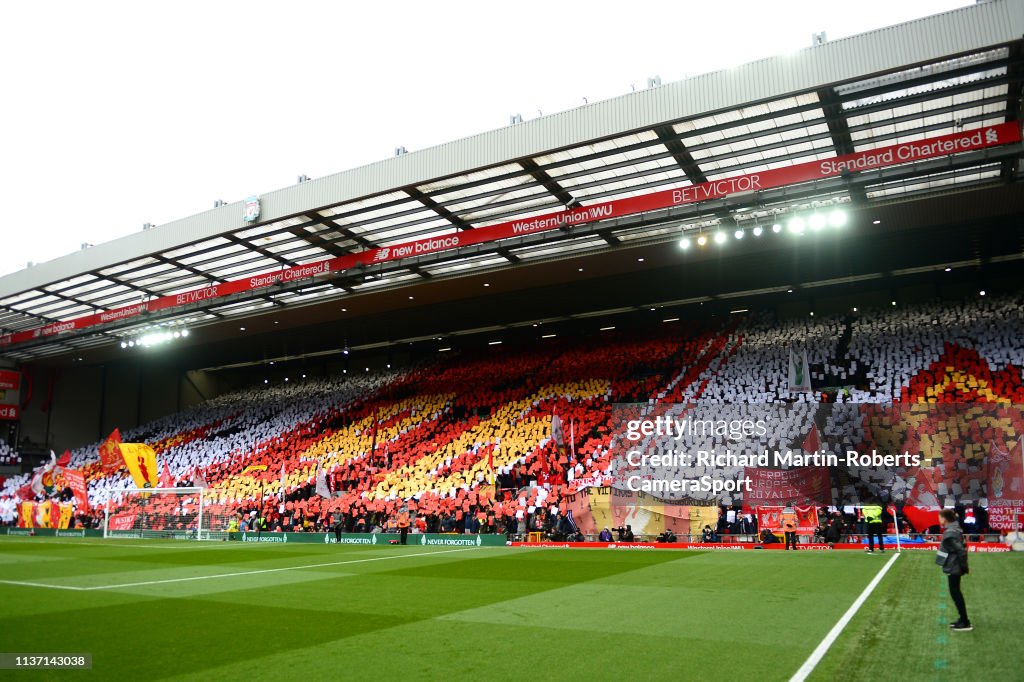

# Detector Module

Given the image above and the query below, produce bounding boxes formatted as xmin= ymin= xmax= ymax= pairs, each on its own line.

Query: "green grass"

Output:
xmin=0 ymin=539 xmax=1020 ymax=681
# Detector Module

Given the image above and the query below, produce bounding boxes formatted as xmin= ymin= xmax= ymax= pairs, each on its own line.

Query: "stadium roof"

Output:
xmin=1 ymin=0 xmax=1023 ymax=362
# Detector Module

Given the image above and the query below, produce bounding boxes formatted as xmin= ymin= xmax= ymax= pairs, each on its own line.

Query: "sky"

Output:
xmin=0 ymin=0 xmax=974 ymax=279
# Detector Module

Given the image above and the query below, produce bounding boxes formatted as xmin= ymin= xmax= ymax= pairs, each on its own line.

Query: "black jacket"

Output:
xmin=939 ymin=523 xmax=969 ymax=576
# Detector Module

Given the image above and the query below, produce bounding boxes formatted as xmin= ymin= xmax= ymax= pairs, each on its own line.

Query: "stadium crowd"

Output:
xmin=1 ymin=294 xmax=1021 ymax=538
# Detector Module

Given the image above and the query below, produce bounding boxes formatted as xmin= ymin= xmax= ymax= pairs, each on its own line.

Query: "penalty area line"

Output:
xmin=0 ymin=546 xmax=480 ymax=592
xmin=789 ymin=552 xmax=900 ymax=682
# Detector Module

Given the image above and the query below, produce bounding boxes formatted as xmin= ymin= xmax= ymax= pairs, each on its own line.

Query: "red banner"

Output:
xmin=0 ymin=370 xmax=20 ymax=390
xmin=0 ymin=405 xmax=19 ymax=421
xmin=988 ymin=506 xmax=1024 ymax=531
xmin=108 ymin=513 xmax=138 ymax=531
xmin=0 ymin=122 xmax=1018 ymax=351
xmin=508 ymin=541 xmax=1012 ymax=551
xmin=742 ymin=467 xmax=832 ymax=508
xmin=64 ymin=469 xmax=90 ymax=510
xmin=755 ymin=505 xmax=820 ymax=533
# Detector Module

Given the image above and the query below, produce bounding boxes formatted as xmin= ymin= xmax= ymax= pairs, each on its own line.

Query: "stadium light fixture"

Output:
xmin=891 ymin=301 xmax=896 ymax=306
xmin=438 ymin=347 xmax=452 ymax=352
xmin=541 ymin=334 xmax=556 ymax=339
xmin=872 ymin=219 xmax=881 ymax=225
xmin=713 ymin=231 xmax=726 ymax=245
xmin=600 ymin=326 xmax=616 ymax=331
xmin=637 ymin=257 xmax=645 ymax=262
xmin=809 ymin=213 xmax=826 ymax=231
xmin=488 ymin=340 xmax=502 ymax=346
xmin=679 ymin=237 xmax=691 ymax=250
xmin=752 ymin=226 xmax=763 ymax=237
xmin=662 ymin=317 xmax=679 ymax=323
xmin=120 ymin=341 xmax=127 ymax=349
xmin=944 ymin=267 xmax=952 ymax=272
xmin=772 ymin=223 xmax=783 ymax=234
xmin=829 ymin=209 xmax=847 ymax=228
xmin=734 ymin=229 xmax=744 ymax=240
xmin=980 ymin=290 xmax=986 ymax=296
xmin=181 ymin=329 xmax=189 ymax=337
xmin=697 ymin=235 xmax=707 ymax=246
xmin=788 ymin=217 xmax=806 ymax=235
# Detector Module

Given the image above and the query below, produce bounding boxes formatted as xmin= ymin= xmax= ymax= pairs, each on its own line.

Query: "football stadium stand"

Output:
xmin=2 ymin=294 xmax=1021 ymax=539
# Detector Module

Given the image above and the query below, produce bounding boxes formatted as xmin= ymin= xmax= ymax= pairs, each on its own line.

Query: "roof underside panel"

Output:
xmin=2 ymin=0 xmax=1024 ymax=358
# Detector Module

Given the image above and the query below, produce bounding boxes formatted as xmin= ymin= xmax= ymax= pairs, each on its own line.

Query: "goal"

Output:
xmin=103 ymin=487 xmax=231 ymax=540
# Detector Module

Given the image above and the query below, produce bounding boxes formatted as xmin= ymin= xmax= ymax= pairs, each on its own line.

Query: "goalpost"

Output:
xmin=103 ymin=487 xmax=231 ymax=541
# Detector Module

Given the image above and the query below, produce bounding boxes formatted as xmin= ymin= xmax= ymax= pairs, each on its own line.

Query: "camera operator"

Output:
xmin=656 ymin=528 xmax=677 ymax=543
xmin=614 ymin=525 xmax=634 ymax=542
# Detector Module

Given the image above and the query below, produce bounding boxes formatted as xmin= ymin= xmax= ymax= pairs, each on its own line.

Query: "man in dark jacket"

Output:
xmin=938 ymin=508 xmax=971 ymax=631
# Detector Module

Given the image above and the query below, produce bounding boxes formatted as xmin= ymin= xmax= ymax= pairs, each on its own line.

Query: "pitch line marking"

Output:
xmin=0 ymin=547 xmax=480 ymax=592
xmin=789 ymin=552 xmax=900 ymax=682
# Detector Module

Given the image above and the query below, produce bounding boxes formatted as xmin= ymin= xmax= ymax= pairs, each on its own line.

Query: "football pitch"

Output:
xmin=0 ymin=539 xmax=1020 ymax=681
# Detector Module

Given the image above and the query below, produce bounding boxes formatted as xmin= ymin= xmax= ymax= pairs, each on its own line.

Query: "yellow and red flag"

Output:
xmin=18 ymin=501 xmax=34 ymax=528
xmin=118 ymin=443 xmax=159 ymax=489
xmin=57 ymin=503 xmax=73 ymax=529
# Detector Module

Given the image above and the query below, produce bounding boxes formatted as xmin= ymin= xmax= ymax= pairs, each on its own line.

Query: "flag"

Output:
xmin=118 ymin=443 xmax=159 ymax=489
xmin=15 ymin=481 xmax=33 ymax=501
xmin=193 ymin=466 xmax=209 ymax=489
xmin=315 ymin=464 xmax=330 ymax=498
xmin=57 ymin=501 xmax=73 ymax=528
xmin=279 ymin=463 xmax=287 ymax=500
xmin=18 ymin=501 xmax=34 ymax=528
xmin=569 ymin=419 xmax=576 ymax=461
xmin=551 ymin=411 xmax=565 ymax=447
xmin=159 ymin=462 xmax=174 ymax=489
xmin=37 ymin=500 xmax=52 ymax=528
xmin=56 ymin=450 xmax=71 ymax=468
xmin=98 ymin=428 xmax=122 ymax=471
xmin=241 ymin=464 xmax=268 ymax=475
xmin=788 ymin=350 xmax=812 ymax=393
xmin=801 ymin=423 xmax=821 ymax=453
xmin=988 ymin=437 xmax=1024 ymax=504
xmin=64 ymin=469 xmax=89 ymax=509
xmin=30 ymin=451 xmax=57 ymax=497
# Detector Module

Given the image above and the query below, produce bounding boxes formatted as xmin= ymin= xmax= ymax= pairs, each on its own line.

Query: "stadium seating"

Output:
xmin=2 ymin=294 xmax=1022 ymax=535
xmin=0 ymin=442 xmax=20 ymax=465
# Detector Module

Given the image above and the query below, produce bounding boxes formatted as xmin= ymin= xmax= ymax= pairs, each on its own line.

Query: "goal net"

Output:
xmin=103 ymin=487 xmax=231 ymax=540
